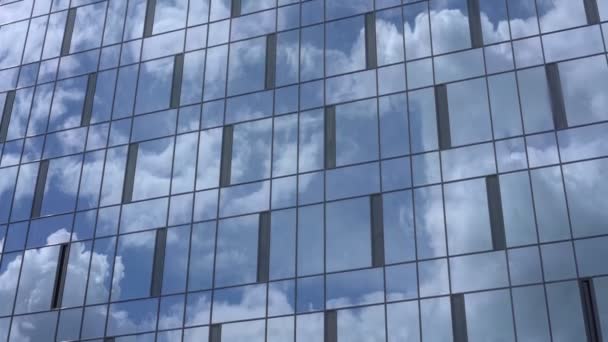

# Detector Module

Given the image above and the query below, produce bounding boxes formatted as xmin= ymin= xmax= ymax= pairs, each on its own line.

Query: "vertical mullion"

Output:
xmin=231 ymin=0 xmax=241 ymax=17
xmin=143 ymin=0 xmax=157 ymax=38
xmin=51 ymin=243 xmax=70 ymax=309
xmin=580 ymin=278 xmax=603 ymax=342
xmin=583 ymin=0 xmax=601 ymax=25
xmin=467 ymin=0 xmax=483 ymax=48
xmin=265 ymin=34 xmax=277 ymax=90
xmin=257 ymin=211 xmax=271 ymax=283
xmin=31 ymin=159 xmax=50 ymax=218
xmin=545 ymin=63 xmax=568 ymax=130
xmin=220 ymin=125 xmax=234 ymax=187
xmin=365 ymin=12 xmax=377 ymax=69
xmin=150 ymin=228 xmax=167 ymax=297
xmin=210 ymin=323 xmax=222 ymax=342
xmin=451 ymin=293 xmax=468 ymax=342
xmin=324 ymin=105 xmax=336 ymax=169
xmin=81 ymin=73 xmax=97 ymax=127
xmin=122 ymin=143 xmax=139 ymax=204
xmin=171 ymin=53 xmax=184 ymax=109
xmin=370 ymin=194 xmax=385 ymax=268
xmin=486 ymin=175 xmax=506 ymax=251
xmin=435 ymin=84 xmax=451 ymax=150
xmin=0 ymin=90 xmax=16 ymax=142
xmin=325 ymin=310 xmax=338 ymax=342
xmin=61 ymin=8 xmax=77 ymax=56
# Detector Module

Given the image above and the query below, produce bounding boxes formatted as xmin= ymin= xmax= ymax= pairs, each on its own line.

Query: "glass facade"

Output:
xmin=0 ymin=0 xmax=608 ymax=341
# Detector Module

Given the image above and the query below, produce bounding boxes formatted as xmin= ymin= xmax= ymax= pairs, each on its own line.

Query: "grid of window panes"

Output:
xmin=1 ymin=0 xmax=608 ymax=341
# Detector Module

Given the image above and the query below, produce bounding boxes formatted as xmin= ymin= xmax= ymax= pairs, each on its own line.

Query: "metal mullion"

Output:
xmin=150 ymin=227 xmax=167 ymax=297
xmin=450 ymin=293 xmax=468 ymax=342
xmin=323 ymin=105 xmax=336 ymax=169
xmin=324 ymin=309 xmax=337 ymax=342
xmin=60 ymin=7 xmax=77 ymax=56
xmin=579 ymin=278 xmax=603 ymax=342
xmin=121 ymin=143 xmax=139 ymax=204
xmin=30 ymin=159 xmax=49 ymax=218
xmin=170 ymin=53 xmax=184 ymax=109
xmin=370 ymin=194 xmax=385 ymax=268
xmin=583 ymin=0 xmax=601 ymax=25
xmin=485 ymin=175 xmax=507 ymax=251
xmin=0 ymin=90 xmax=16 ymax=142
xmin=50 ymin=243 xmax=70 ymax=309
xmin=365 ymin=12 xmax=378 ymax=70
xmin=143 ymin=0 xmax=157 ymax=38
xmin=219 ymin=125 xmax=234 ymax=188
xmin=257 ymin=211 xmax=271 ymax=284
xmin=231 ymin=0 xmax=242 ymax=18
xmin=81 ymin=72 xmax=97 ymax=126
xmin=434 ymin=84 xmax=451 ymax=150
xmin=545 ymin=63 xmax=568 ymax=130
xmin=467 ymin=0 xmax=483 ymax=48
xmin=265 ymin=33 xmax=277 ymax=91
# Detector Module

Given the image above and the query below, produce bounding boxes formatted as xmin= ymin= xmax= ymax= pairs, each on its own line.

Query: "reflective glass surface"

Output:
xmin=0 ymin=0 xmax=607 ymax=340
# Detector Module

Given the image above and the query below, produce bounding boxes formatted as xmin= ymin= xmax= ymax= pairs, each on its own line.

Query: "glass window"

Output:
xmin=499 ymin=172 xmax=537 ymax=247
xmin=326 ymin=197 xmax=371 ymax=272
xmin=162 ymin=225 xmax=190 ymax=294
xmin=421 ymin=297 xmax=453 ymax=342
xmin=409 ymin=88 xmax=438 ymax=153
xmin=512 ymin=285 xmax=551 ymax=342
xmin=299 ymin=109 xmax=324 ymax=173
xmin=376 ymin=7 xmax=404 ymax=66
xmin=188 ymin=222 xmax=216 ymax=291
xmin=415 ymin=185 xmax=446 ymax=259
xmin=575 ymin=236 xmax=608 ymax=277
xmin=297 ymin=275 xmax=324 ymax=313
xmin=508 ymin=246 xmax=543 ymax=286
xmin=546 ymin=281 xmax=587 ymax=341
xmin=337 ymin=305 xmax=386 ymax=342
xmin=231 ymin=118 xmax=272 ymax=184
xmin=530 ymin=167 xmax=571 ymax=242
xmin=430 ymin=0 xmax=471 ymax=54
xmin=445 ymin=178 xmax=493 ymax=255
xmin=153 ymin=0 xmax=187 ymax=34
xmin=14 ymin=245 xmax=60 ymax=314
xmin=387 ymin=301 xmax=420 ymax=342
xmin=447 ymin=78 xmax=492 ymax=146
xmin=269 ymin=209 xmax=296 ymax=280
xmin=517 ymin=67 xmax=554 ymax=134
xmin=228 ymin=37 xmax=266 ymax=96
xmin=196 ymin=127 xmax=223 ymax=190
xmin=111 ymin=231 xmax=156 ymax=301
xmin=419 ymin=258 xmax=449 ymax=297
xmin=488 ymin=73 xmax=523 ymax=139
xmin=327 ymin=268 xmax=384 ymax=309
xmin=48 ymin=76 xmax=87 ymax=132
xmin=379 ymin=93 xmax=409 ymax=158
xmin=335 ymin=99 xmax=378 ymax=166
xmin=541 ymin=242 xmax=577 ymax=282
xmin=132 ymin=138 xmax=173 ymax=201
xmin=297 ymin=205 xmax=324 ymax=276
xmin=212 ymin=284 xmax=266 ymax=323
xmin=383 ymin=191 xmax=416 ymax=264
xmin=215 ymin=214 xmax=259 ymax=287
xmin=465 ymin=289 xmax=515 ymax=342
xmin=326 ymin=16 xmax=366 ymax=76
xmin=386 ymin=263 xmax=418 ymax=301
xmin=450 ymin=251 xmax=509 ymax=293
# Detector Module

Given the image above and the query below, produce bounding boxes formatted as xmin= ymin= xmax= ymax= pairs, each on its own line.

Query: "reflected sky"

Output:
xmin=0 ymin=0 xmax=607 ymax=340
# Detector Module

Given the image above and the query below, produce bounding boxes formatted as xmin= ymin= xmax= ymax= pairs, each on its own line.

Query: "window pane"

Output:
xmin=326 ymin=197 xmax=371 ymax=272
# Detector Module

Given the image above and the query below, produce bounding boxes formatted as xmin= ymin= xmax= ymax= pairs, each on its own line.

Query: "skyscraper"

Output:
xmin=0 ymin=0 xmax=608 ymax=341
